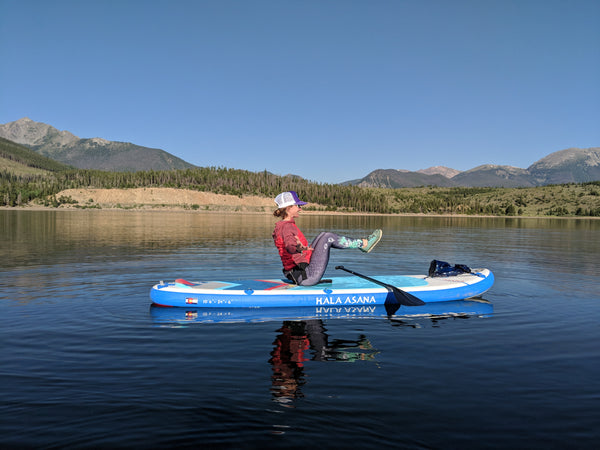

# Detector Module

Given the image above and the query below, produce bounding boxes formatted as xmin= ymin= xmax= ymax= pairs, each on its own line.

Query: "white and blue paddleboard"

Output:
xmin=150 ymin=268 xmax=494 ymax=308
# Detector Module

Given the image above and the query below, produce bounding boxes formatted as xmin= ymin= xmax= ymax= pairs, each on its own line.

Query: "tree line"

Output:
xmin=1 ymin=165 xmax=599 ymax=216
xmin=0 ymin=167 xmax=391 ymax=212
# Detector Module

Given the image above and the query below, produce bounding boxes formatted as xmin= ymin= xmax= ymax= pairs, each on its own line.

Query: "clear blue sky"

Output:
xmin=1 ymin=0 xmax=598 ymax=183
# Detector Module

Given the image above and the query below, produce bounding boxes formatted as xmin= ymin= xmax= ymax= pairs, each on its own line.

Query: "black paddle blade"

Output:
xmin=335 ymin=265 xmax=426 ymax=307
xmin=390 ymin=286 xmax=426 ymax=307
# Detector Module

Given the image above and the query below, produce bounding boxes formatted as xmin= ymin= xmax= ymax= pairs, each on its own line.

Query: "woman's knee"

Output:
xmin=299 ymin=276 xmax=320 ymax=286
xmin=312 ymin=232 xmax=338 ymax=249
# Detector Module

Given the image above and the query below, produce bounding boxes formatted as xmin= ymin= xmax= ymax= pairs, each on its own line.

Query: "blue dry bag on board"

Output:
xmin=428 ymin=260 xmax=472 ymax=277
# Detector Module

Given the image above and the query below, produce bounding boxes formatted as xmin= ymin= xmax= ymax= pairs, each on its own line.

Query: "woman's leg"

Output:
xmin=298 ymin=232 xmax=364 ymax=286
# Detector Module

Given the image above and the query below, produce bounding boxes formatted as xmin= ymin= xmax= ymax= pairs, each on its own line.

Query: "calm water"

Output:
xmin=1 ymin=210 xmax=598 ymax=449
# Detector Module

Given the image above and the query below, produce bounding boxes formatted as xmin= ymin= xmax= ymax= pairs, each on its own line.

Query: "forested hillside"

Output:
xmin=0 ymin=137 xmax=73 ymax=172
xmin=0 ymin=166 xmax=390 ymax=212
xmin=1 ymin=163 xmax=599 ymax=216
xmin=1 ymin=137 xmax=599 ymax=216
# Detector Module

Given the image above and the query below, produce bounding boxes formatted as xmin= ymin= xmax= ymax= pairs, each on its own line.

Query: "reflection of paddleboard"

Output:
xmin=150 ymin=269 xmax=494 ymax=308
xmin=149 ymin=299 xmax=494 ymax=324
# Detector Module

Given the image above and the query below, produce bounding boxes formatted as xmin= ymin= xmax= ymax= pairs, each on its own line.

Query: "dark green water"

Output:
xmin=1 ymin=210 xmax=598 ymax=448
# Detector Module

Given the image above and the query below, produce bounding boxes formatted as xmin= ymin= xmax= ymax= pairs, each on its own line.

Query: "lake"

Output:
xmin=1 ymin=210 xmax=598 ymax=448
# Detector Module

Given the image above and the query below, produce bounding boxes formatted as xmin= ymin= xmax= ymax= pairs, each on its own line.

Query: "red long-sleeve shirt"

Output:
xmin=272 ymin=219 xmax=313 ymax=270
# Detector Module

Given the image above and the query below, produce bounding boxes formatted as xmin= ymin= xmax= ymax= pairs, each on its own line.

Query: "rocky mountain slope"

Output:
xmin=528 ymin=147 xmax=600 ymax=185
xmin=417 ymin=166 xmax=461 ymax=178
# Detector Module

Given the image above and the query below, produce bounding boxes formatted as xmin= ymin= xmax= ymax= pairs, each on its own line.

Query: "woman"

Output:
xmin=272 ymin=191 xmax=382 ymax=286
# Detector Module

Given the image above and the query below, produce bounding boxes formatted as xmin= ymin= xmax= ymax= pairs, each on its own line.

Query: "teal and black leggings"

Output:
xmin=289 ymin=232 xmax=363 ymax=286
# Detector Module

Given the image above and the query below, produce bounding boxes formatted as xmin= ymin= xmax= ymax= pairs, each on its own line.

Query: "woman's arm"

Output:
xmin=281 ymin=222 xmax=301 ymax=254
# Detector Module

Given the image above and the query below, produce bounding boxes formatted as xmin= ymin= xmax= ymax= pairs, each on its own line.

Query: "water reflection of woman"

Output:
xmin=269 ymin=320 xmax=378 ymax=403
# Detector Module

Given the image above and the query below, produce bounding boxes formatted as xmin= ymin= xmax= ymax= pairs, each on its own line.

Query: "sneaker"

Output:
xmin=360 ymin=229 xmax=382 ymax=253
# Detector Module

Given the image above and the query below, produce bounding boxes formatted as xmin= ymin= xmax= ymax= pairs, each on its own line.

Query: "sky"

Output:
xmin=1 ymin=0 xmax=599 ymax=183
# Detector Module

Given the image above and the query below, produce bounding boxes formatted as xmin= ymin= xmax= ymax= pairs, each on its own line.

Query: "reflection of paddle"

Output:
xmin=335 ymin=266 xmax=426 ymax=307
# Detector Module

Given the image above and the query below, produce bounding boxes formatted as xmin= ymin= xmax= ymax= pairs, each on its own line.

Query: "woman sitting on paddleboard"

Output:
xmin=272 ymin=191 xmax=382 ymax=286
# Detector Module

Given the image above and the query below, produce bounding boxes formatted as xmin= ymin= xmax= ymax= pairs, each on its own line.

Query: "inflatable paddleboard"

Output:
xmin=150 ymin=268 xmax=494 ymax=308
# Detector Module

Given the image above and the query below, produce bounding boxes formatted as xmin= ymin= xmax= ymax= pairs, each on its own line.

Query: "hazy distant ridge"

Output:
xmin=345 ymin=148 xmax=600 ymax=188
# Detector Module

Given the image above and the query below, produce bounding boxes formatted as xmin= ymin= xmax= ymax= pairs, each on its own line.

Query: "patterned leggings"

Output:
xmin=296 ymin=232 xmax=363 ymax=286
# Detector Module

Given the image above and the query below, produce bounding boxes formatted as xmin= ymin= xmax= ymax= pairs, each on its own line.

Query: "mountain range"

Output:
xmin=1 ymin=118 xmax=598 ymax=187
xmin=345 ymin=147 xmax=600 ymax=188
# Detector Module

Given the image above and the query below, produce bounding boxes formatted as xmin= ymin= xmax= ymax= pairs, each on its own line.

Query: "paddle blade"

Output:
xmin=391 ymin=286 xmax=426 ymax=307
xmin=335 ymin=265 xmax=426 ymax=307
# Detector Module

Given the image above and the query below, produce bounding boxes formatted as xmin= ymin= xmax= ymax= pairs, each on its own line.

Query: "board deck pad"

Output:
xmin=173 ymin=275 xmax=429 ymax=292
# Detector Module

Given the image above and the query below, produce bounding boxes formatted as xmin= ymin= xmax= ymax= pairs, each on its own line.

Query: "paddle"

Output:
xmin=335 ymin=266 xmax=426 ymax=307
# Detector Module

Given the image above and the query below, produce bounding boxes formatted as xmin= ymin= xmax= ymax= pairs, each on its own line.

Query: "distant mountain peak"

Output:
xmin=0 ymin=117 xmax=78 ymax=147
xmin=353 ymin=168 xmax=457 ymax=188
xmin=417 ymin=166 xmax=460 ymax=178
xmin=528 ymin=147 xmax=600 ymax=170
xmin=528 ymin=147 xmax=600 ymax=184
xmin=462 ymin=164 xmax=526 ymax=174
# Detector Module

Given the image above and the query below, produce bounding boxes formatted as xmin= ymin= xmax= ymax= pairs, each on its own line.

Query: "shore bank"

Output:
xmin=2 ymin=187 xmax=597 ymax=219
